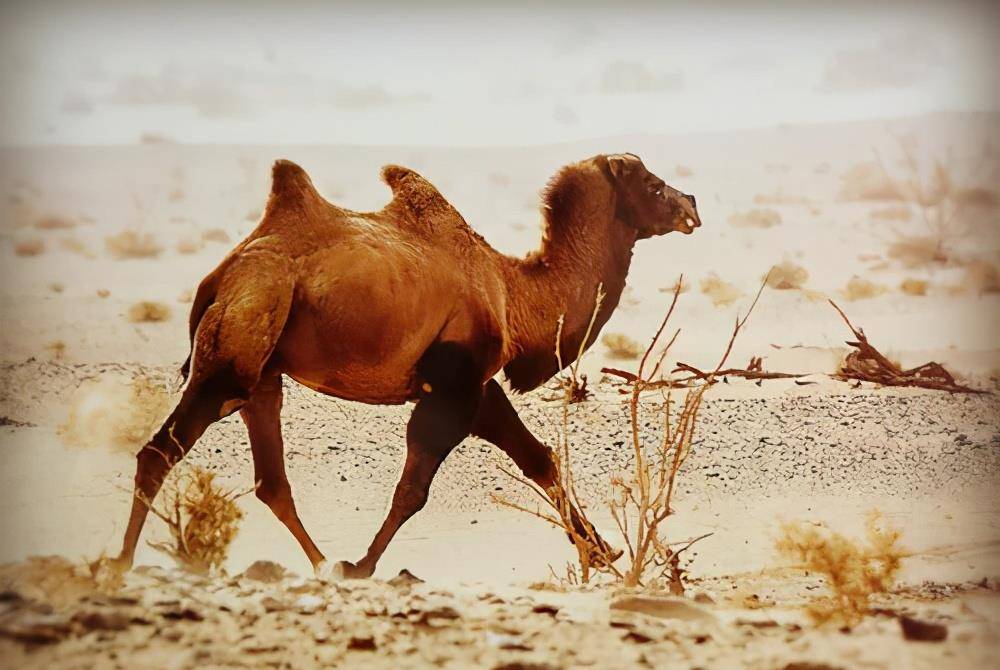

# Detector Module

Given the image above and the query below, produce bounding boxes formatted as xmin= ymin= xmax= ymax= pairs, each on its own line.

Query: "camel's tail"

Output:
xmin=179 ymin=263 xmax=226 ymax=383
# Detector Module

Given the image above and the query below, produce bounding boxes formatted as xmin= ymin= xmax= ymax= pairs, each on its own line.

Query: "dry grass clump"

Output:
xmin=675 ymin=165 xmax=693 ymax=177
xmin=60 ymin=374 xmax=173 ymax=454
xmin=962 ymin=259 xmax=1000 ymax=294
xmin=700 ymin=273 xmax=742 ymax=307
xmin=953 ymin=185 xmax=999 ymax=209
xmin=45 ymin=340 xmax=67 ymax=359
xmin=776 ymin=512 xmax=906 ymax=626
xmin=96 ymin=288 xmax=110 ymax=298
xmin=13 ymin=238 xmax=45 ymax=257
xmin=870 ymin=205 xmax=912 ymax=222
xmin=602 ymin=332 xmax=643 ymax=360
xmin=34 ymin=215 xmax=76 ymax=230
xmin=839 ymin=162 xmax=905 ymax=201
xmin=127 ymin=301 xmax=171 ymax=323
xmin=899 ymin=278 xmax=928 ymax=296
xmin=59 ymin=237 xmax=95 ymax=258
xmin=841 ymin=275 xmax=886 ymax=301
xmin=145 ymin=466 xmax=250 ymax=574
xmin=176 ymin=236 xmax=203 ymax=254
xmin=728 ymin=208 xmax=781 ymax=229
xmin=765 ymin=261 xmax=809 ymax=290
xmin=886 ymin=235 xmax=948 ymax=268
xmin=202 ymin=227 xmax=231 ymax=243
xmin=105 ymin=230 xmax=163 ymax=259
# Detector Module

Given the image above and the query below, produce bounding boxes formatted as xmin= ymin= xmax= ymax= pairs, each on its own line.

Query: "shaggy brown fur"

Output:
xmin=112 ymin=153 xmax=701 ymax=580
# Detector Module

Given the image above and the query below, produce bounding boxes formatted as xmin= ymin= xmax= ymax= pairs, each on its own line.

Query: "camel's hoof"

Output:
xmin=314 ymin=560 xmax=371 ymax=582
xmin=588 ymin=544 xmax=623 ymax=569
xmin=89 ymin=555 xmax=130 ymax=587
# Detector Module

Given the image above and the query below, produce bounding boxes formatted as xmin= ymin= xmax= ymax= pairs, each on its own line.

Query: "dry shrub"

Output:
xmin=766 ymin=261 xmax=808 ymax=290
xmin=167 ymin=187 xmax=185 ymax=203
xmin=202 ymin=227 xmax=231 ymax=244
xmin=953 ymin=186 xmax=999 ymax=209
xmin=127 ymin=301 xmax=171 ymax=323
xmin=870 ymin=205 xmax=912 ymax=222
xmin=497 ymin=276 xmax=764 ymax=591
xmin=49 ymin=282 xmax=65 ymax=293
xmin=105 ymin=230 xmax=163 ymax=259
xmin=962 ymin=259 xmax=1000 ymax=294
xmin=603 ymin=332 xmax=643 ymax=360
xmin=728 ymin=208 xmax=781 ymax=229
xmin=178 ymin=288 xmax=193 ymax=303
xmin=13 ymin=238 xmax=45 ymax=257
xmin=839 ymin=162 xmax=905 ymax=201
xmin=842 ymin=275 xmax=886 ymax=301
xmin=34 ymin=215 xmax=75 ymax=230
xmin=899 ymin=278 xmax=928 ymax=296
xmin=886 ymin=235 xmax=948 ymax=268
xmin=776 ymin=512 xmax=905 ymax=626
xmin=60 ymin=374 xmax=173 ymax=454
xmin=145 ymin=466 xmax=250 ymax=574
xmin=96 ymin=288 xmax=110 ymax=298
xmin=675 ymin=165 xmax=693 ymax=177
xmin=45 ymin=340 xmax=66 ymax=359
xmin=176 ymin=236 xmax=203 ymax=254
xmin=700 ymin=273 xmax=742 ymax=307
xmin=59 ymin=236 xmax=95 ymax=258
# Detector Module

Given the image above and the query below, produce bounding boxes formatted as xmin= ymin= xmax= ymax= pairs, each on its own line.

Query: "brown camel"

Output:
xmin=112 ymin=152 xmax=701 ymax=579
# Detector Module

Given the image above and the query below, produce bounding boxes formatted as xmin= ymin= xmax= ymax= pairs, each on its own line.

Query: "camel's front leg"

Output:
xmin=471 ymin=379 xmax=621 ymax=566
xmin=329 ymin=344 xmax=481 ymax=580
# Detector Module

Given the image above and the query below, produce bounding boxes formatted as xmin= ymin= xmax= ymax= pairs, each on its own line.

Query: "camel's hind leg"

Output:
xmin=471 ymin=379 xmax=621 ymax=566
xmin=240 ymin=371 xmax=325 ymax=569
xmin=114 ymin=249 xmax=295 ymax=568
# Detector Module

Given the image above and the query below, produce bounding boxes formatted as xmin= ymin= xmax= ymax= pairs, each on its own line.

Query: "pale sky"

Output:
xmin=1 ymin=0 xmax=997 ymax=146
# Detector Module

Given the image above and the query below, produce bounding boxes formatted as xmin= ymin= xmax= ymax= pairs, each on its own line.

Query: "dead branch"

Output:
xmin=829 ymin=299 xmax=985 ymax=394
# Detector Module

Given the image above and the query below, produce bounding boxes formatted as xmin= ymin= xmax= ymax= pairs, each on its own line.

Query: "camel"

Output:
xmin=111 ymin=152 xmax=701 ymax=580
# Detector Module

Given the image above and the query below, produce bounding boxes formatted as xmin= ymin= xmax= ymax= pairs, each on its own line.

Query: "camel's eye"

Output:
xmin=653 ymin=188 xmax=663 ymax=197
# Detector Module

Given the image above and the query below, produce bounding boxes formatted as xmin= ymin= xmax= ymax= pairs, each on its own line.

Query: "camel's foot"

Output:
xmin=314 ymin=559 xmax=373 ymax=582
xmin=89 ymin=554 xmax=131 ymax=587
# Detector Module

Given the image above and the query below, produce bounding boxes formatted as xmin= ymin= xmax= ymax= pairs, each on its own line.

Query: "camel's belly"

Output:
xmin=285 ymin=369 xmax=415 ymax=405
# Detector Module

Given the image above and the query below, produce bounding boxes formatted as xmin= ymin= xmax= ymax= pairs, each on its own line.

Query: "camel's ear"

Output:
xmin=606 ymin=153 xmax=640 ymax=180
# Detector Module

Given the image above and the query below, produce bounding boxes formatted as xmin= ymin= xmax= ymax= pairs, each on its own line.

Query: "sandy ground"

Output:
xmin=1 ymin=111 xmax=999 ymax=667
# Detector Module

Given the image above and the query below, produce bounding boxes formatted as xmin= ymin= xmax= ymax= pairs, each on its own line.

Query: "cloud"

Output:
xmin=821 ymin=33 xmax=941 ymax=91
xmin=107 ymin=63 xmax=428 ymax=118
xmin=598 ymin=61 xmax=683 ymax=95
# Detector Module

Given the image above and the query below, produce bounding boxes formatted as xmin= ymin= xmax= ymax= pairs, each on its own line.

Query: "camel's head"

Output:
xmin=604 ymin=153 xmax=701 ymax=238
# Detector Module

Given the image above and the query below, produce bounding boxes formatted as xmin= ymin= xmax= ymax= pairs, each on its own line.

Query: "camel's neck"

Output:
xmin=502 ymin=165 xmax=637 ymax=392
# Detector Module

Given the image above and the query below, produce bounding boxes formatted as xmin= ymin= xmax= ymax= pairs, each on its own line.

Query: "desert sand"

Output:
xmin=1 ymin=111 xmax=999 ymax=668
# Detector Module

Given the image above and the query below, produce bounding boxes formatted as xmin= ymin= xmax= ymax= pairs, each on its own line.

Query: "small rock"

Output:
xmin=159 ymin=605 xmax=204 ymax=622
xmin=260 ymin=596 xmax=287 ymax=613
xmin=610 ymin=595 xmax=716 ymax=623
xmin=73 ymin=610 xmax=130 ymax=631
xmin=531 ymin=603 xmax=560 ymax=616
xmin=0 ymin=611 xmax=72 ymax=644
xmin=388 ymin=569 xmax=424 ymax=588
xmin=348 ymin=635 xmax=377 ymax=650
xmin=900 ymin=615 xmax=947 ymax=642
xmin=242 ymin=560 xmax=287 ymax=583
